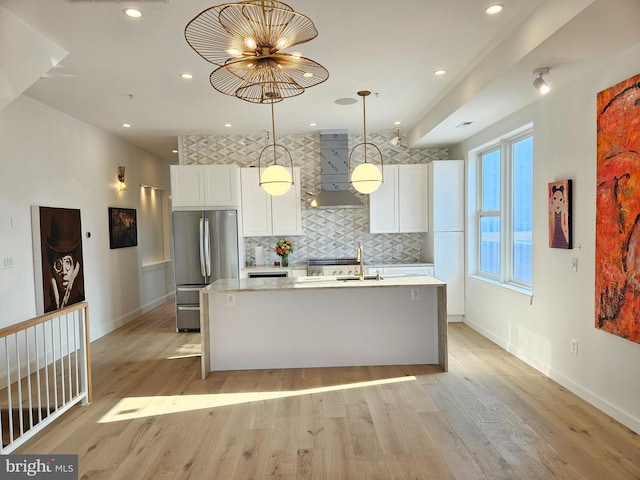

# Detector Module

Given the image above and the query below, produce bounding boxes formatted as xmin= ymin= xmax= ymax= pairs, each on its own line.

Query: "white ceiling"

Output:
xmin=2 ymin=0 xmax=640 ymax=162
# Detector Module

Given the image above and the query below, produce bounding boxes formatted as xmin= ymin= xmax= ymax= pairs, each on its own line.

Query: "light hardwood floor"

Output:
xmin=17 ymin=300 xmax=640 ymax=479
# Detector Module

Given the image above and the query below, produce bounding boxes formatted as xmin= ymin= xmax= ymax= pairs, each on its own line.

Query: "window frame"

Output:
xmin=473 ymin=127 xmax=533 ymax=291
xmin=477 ymin=147 xmax=501 ymax=281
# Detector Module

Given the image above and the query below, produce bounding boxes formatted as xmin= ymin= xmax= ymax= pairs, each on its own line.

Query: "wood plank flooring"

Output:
xmin=16 ymin=300 xmax=640 ymax=479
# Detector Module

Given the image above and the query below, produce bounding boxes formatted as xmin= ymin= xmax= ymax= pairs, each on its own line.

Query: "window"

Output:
xmin=475 ymin=129 xmax=533 ymax=289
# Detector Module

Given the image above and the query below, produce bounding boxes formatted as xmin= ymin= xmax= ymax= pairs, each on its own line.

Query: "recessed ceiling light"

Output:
xmin=123 ymin=8 xmax=143 ymax=18
xmin=180 ymin=72 xmax=193 ymax=80
xmin=224 ymin=123 xmax=232 ymax=128
xmin=434 ymin=69 xmax=447 ymax=76
xmin=122 ymin=123 xmax=131 ymax=128
xmin=484 ymin=4 xmax=504 ymax=15
xmin=394 ymin=121 xmax=402 ymax=126
xmin=172 ymin=149 xmax=178 ymax=154
xmin=309 ymin=123 xmax=317 ymax=127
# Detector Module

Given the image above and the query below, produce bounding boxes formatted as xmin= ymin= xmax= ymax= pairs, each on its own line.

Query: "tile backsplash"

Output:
xmin=179 ymin=132 xmax=450 ymax=266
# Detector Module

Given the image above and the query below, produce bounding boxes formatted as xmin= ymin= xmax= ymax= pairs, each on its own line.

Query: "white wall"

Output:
xmin=0 ymin=95 xmax=174 ymax=340
xmin=455 ymin=43 xmax=640 ymax=433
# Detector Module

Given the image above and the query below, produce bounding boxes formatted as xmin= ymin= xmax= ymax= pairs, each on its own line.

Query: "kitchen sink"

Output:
xmin=336 ymin=275 xmax=383 ymax=281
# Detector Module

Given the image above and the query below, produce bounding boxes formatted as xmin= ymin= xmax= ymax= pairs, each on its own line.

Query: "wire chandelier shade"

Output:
xmin=185 ymin=0 xmax=329 ymax=103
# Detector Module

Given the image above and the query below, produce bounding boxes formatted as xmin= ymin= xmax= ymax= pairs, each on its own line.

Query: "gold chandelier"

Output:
xmin=185 ymin=0 xmax=329 ymax=104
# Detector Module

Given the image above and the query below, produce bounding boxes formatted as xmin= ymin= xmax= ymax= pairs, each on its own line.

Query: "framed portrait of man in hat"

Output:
xmin=32 ymin=206 xmax=86 ymax=313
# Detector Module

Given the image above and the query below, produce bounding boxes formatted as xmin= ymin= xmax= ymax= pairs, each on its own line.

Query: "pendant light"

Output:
xmin=349 ymin=90 xmax=383 ymax=194
xmin=258 ymin=102 xmax=293 ymax=195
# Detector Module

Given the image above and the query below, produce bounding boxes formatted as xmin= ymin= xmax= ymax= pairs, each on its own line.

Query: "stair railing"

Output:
xmin=0 ymin=301 xmax=91 ymax=453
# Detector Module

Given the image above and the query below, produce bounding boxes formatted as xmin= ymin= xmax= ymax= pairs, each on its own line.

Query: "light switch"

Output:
xmin=571 ymin=257 xmax=578 ymax=272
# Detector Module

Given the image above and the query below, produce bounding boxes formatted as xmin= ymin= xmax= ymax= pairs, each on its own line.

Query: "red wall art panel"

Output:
xmin=596 ymin=72 xmax=640 ymax=344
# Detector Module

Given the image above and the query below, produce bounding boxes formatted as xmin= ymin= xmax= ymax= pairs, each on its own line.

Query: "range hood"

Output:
xmin=309 ymin=190 xmax=364 ymax=208
xmin=309 ymin=130 xmax=365 ymax=209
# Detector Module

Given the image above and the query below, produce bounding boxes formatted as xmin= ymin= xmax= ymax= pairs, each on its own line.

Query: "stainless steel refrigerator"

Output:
xmin=172 ymin=210 xmax=239 ymax=331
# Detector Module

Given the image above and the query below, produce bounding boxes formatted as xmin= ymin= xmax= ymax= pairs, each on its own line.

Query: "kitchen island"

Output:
xmin=199 ymin=276 xmax=447 ymax=378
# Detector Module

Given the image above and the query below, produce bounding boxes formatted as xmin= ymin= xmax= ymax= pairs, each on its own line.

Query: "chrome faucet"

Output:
xmin=357 ymin=242 xmax=364 ymax=280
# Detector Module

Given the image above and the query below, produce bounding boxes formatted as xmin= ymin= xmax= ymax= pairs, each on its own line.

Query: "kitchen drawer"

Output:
xmin=176 ymin=285 xmax=204 ymax=305
xmin=176 ymin=304 xmax=200 ymax=331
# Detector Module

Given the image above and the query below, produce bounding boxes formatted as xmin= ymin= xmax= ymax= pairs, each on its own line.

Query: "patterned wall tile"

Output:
xmin=180 ymin=132 xmax=450 ymax=267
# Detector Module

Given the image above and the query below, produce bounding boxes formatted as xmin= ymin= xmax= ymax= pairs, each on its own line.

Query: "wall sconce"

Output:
xmin=349 ymin=90 xmax=383 ymax=194
xmin=117 ymin=166 xmax=127 ymax=191
xmin=533 ymin=67 xmax=550 ymax=95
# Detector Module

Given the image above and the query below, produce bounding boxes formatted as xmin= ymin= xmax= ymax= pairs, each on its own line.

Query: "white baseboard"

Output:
xmin=462 ymin=318 xmax=640 ymax=435
xmin=91 ymin=292 xmax=175 ymax=340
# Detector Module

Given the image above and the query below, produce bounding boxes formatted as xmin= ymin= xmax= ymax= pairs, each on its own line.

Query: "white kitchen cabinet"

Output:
xmin=370 ymin=164 xmax=429 ymax=233
xmin=240 ymin=167 xmax=302 ymax=237
xmin=432 ymin=159 xmax=465 ymax=321
xmin=367 ymin=265 xmax=435 ymax=277
xmin=383 ymin=265 xmax=435 ymax=277
xmin=433 ymin=160 xmax=464 ymax=231
xmin=434 ymin=231 xmax=464 ymax=317
xmin=369 ymin=165 xmax=399 ymax=232
xmin=171 ymin=165 xmax=239 ymax=209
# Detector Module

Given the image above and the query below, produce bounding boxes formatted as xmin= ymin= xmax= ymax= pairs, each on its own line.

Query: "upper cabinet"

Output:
xmin=370 ymin=164 xmax=429 ymax=233
xmin=240 ymin=167 xmax=302 ymax=237
xmin=170 ymin=165 xmax=239 ymax=210
xmin=432 ymin=160 xmax=464 ymax=232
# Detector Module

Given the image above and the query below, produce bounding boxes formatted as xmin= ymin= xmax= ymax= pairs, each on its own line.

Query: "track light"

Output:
xmin=533 ymin=67 xmax=550 ymax=95
xmin=389 ymin=129 xmax=400 ymax=147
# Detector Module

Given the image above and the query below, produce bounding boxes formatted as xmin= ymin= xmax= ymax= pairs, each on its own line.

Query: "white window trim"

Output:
xmin=469 ymin=125 xmax=533 ymax=292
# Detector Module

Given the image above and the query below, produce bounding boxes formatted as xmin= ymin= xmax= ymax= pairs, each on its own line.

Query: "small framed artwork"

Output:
xmin=109 ymin=207 xmax=138 ymax=249
xmin=548 ymin=179 xmax=572 ymax=249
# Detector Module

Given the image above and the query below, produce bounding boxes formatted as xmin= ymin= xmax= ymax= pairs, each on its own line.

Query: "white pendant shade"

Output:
xmin=261 ymin=165 xmax=292 ymax=196
xmin=351 ymin=163 xmax=382 ymax=194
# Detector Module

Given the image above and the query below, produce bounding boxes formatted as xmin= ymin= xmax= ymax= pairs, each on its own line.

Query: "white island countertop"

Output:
xmin=204 ymin=275 xmax=446 ymax=293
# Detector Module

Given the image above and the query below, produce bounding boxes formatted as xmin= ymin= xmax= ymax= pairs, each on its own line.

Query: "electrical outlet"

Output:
xmin=1 ymin=257 xmax=13 ymax=269
xmin=570 ymin=338 xmax=578 ymax=355
xmin=411 ymin=288 xmax=419 ymax=301
xmin=227 ymin=294 xmax=235 ymax=306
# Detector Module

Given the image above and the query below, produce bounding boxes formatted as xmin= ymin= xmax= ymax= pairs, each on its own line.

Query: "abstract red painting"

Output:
xmin=596 ymin=72 xmax=640 ymax=344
